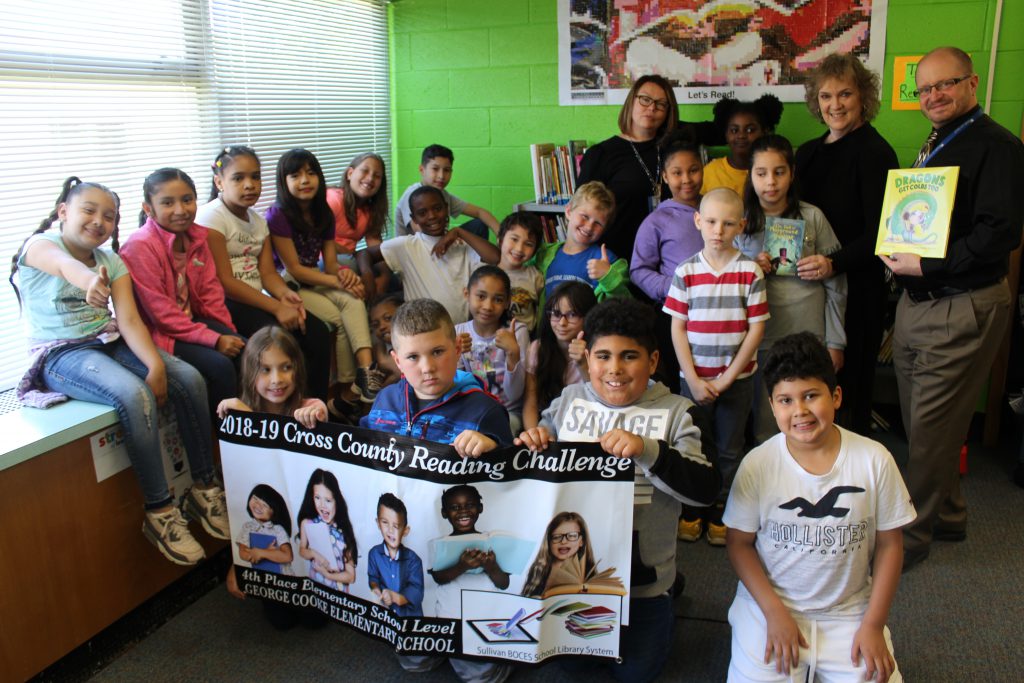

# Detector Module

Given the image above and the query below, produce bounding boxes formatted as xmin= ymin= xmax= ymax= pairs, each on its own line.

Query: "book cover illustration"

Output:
xmin=875 ymin=166 xmax=959 ymax=259
xmin=763 ymin=217 xmax=806 ymax=276
xmin=466 ymin=598 xmax=619 ymax=644
xmin=249 ymin=531 xmax=283 ymax=573
xmin=430 ymin=531 xmax=536 ymax=575
xmin=565 ymin=604 xmax=616 ymax=639
xmin=304 ymin=519 xmax=341 ymax=572
xmin=541 ymin=554 xmax=626 ymax=599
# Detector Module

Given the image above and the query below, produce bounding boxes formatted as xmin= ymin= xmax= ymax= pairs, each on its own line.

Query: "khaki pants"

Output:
xmin=892 ymin=280 xmax=1010 ymax=554
xmin=293 ymin=283 xmax=372 ymax=384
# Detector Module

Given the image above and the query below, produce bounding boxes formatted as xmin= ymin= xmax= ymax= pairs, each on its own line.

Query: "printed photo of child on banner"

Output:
xmin=220 ymin=412 xmax=634 ymax=665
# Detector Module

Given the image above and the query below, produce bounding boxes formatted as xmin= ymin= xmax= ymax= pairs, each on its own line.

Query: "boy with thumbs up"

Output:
xmin=533 ymin=182 xmax=632 ymax=317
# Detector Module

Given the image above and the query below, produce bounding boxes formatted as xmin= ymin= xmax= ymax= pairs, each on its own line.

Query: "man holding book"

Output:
xmin=880 ymin=46 xmax=1024 ymax=571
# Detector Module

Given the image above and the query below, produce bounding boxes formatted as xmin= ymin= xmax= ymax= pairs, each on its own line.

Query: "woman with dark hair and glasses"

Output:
xmin=795 ymin=53 xmax=899 ymax=435
xmin=577 ymin=75 xmax=722 ymax=264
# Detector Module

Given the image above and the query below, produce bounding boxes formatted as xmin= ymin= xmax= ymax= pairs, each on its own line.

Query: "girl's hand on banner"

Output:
xmin=515 ymin=427 xmax=552 ymax=451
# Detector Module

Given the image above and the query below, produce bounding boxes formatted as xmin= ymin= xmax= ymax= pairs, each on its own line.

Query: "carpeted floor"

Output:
xmin=70 ymin=431 xmax=1023 ymax=682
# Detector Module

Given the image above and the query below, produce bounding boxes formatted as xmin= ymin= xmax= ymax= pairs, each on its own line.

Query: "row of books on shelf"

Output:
xmin=530 ymin=140 xmax=588 ymax=205
xmin=537 ymin=213 xmax=568 ymax=243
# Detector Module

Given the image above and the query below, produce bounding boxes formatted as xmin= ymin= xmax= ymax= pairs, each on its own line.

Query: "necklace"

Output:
xmin=628 ymin=140 xmax=661 ymax=199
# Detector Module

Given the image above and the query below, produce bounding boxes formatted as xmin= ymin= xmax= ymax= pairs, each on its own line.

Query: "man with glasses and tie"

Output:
xmin=880 ymin=46 xmax=1024 ymax=571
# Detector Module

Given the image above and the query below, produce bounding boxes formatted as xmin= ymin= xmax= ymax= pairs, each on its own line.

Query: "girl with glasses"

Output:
xmin=521 ymin=511 xmax=597 ymax=598
xmin=522 ymin=282 xmax=598 ymax=429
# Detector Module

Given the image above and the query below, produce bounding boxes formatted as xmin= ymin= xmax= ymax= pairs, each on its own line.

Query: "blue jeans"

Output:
xmin=680 ymin=374 xmax=754 ymax=502
xmin=44 ymin=339 xmax=215 ymax=510
xmin=613 ymin=593 xmax=675 ymax=683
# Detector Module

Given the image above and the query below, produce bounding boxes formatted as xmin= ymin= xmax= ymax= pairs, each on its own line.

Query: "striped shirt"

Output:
xmin=663 ymin=251 xmax=769 ymax=378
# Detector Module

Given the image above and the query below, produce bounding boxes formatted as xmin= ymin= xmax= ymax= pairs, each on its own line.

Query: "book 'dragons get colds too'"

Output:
xmin=875 ymin=167 xmax=958 ymax=259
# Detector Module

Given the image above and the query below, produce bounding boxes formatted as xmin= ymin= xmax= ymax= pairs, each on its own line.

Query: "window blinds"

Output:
xmin=0 ymin=0 xmax=391 ymax=391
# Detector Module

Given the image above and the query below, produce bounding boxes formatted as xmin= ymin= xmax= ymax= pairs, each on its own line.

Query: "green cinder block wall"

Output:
xmin=390 ymin=0 xmax=1024 ymax=220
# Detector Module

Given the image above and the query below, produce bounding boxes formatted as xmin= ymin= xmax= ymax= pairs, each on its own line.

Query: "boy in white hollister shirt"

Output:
xmin=517 ymin=297 xmax=720 ymax=682
xmin=724 ymin=332 xmax=915 ymax=683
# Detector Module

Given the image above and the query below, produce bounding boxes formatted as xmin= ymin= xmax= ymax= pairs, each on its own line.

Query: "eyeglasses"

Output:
xmin=549 ymin=310 xmax=582 ymax=323
xmin=550 ymin=531 xmax=582 ymax=543
xmin=636 ymin=94 xmax=669 ymax=112
xmin=913 ymin=75 xmax=972 ymax=99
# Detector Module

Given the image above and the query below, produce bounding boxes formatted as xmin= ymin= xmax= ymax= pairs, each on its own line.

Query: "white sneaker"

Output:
xmin=143 ymin=508 xmax=205 ymax=565
xmin=183 ymin=485 xmax=230 ymax=540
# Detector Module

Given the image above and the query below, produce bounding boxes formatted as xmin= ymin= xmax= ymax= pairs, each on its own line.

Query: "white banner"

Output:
xmin=221 ymin=412 xmax=635 ymax=664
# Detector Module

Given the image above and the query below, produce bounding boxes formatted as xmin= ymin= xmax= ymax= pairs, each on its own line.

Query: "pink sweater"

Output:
xmin=120 ymin=217 xmax=235 ymax=353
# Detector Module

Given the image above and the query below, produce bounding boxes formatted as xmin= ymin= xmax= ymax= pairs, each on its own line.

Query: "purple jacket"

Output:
xmin=630 ymin=199 xmax=704 ymax=302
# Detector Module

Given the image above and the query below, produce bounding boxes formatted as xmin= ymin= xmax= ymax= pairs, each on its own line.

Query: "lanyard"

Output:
xmin=629 ymin=141 xmax=661 ymax=197
xmin=914 ymin=110 xmax=982 ymax=168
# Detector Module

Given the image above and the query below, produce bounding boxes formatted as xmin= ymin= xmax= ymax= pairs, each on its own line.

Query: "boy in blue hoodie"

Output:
xmin=361 ymin=298 xmax=512 ymax=452
xmin=361 ymin=298 xmax=512 ymax=683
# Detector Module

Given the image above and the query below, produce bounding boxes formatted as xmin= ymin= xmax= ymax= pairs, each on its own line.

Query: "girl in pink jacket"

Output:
xmin=120 ymin=168 xmax=245 ymax=411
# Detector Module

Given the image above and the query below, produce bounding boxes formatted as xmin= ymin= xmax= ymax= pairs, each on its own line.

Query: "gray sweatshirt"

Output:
xmin=540 ymin=381 xmax=721 ymax=598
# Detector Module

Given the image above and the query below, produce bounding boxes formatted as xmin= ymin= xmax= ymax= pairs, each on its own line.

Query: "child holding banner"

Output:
xmin=361 ymin=297 xmax=513 ymax=682
xmin=361 ymin=298 xmax=513 ymax=454
xmin=216 ymin=326 xmax=327 ymax=428
xmin=517 ymin=297 xmax=720 ymax=682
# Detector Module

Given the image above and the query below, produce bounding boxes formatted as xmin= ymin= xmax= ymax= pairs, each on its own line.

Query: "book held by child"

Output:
xmin=764 ymin=217 xmax=805 ymax=276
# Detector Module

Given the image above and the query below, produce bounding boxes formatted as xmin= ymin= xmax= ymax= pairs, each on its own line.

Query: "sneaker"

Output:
xmin=677 ymin=517 xmax=702 ymax=542
xmin=183 ymin=485 xmax=230 ymax=540
xmin=354 ymin=365 xmax=382 ymax=403
xmin=327 ymin=397 xmax=357 ymax=425
xmin=706 ymin=521 xmax=727 ymax=547
xmin=143 ymin=508 xmax=205 ymax=565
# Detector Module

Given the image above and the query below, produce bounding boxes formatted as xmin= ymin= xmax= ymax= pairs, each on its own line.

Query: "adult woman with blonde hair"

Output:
xmin=795 ymin=52 xmax=898 ymax=434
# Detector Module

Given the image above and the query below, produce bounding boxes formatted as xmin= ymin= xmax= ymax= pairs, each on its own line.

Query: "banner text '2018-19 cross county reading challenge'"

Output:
xmin=219 ymin=412 xmax=635 ymax=484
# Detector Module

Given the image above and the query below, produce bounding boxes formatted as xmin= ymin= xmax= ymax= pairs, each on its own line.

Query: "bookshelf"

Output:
xmin=518 ymin=140 xmax=588 ymax=243
xmin=513 ymin=201 xmax=568 ymax=243
xmin=513 ymin=202 xmax=565 ymax=213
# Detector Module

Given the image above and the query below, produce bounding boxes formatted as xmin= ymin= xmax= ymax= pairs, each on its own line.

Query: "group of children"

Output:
xmin=12 ymin=123 xmax=910 ymax=682
xmin=356 ymin=290 xmax=907 ymax=683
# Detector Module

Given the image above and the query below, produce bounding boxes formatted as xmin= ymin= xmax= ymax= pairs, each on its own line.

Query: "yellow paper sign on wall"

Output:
xmin=892 ymin=56 xmax=923 ymax=111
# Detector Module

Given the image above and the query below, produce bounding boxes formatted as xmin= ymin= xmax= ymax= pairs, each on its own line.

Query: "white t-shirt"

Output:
xmin=196 ymin=198 xmax=269 ymax=291
xmin=723 ymin=427 xmax=916 ymax=617
xmin=381 ymin=232 xmax=481 ymax=324
xmin=454 ymin=320 xmax=530 ymax=413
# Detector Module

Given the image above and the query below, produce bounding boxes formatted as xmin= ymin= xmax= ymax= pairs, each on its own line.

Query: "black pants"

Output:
xmin=226 ymin=300 xmax=332 ymax=401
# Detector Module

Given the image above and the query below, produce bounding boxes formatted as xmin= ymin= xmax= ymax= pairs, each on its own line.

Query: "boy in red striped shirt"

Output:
xmin=663 ymin=188 xmax=769 ymax=545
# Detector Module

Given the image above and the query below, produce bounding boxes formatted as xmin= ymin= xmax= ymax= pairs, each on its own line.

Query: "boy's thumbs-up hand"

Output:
xmin=86 ymin=265 xmax=112 ymax=308
xmin=586 ymin=244 xmax=612 ymax=281
xmin=568 ymin=330 xmax=587 ymax=364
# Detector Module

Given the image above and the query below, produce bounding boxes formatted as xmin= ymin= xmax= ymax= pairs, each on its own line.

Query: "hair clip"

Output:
xmin=215 ymin=159 xmax=223 ymax=168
